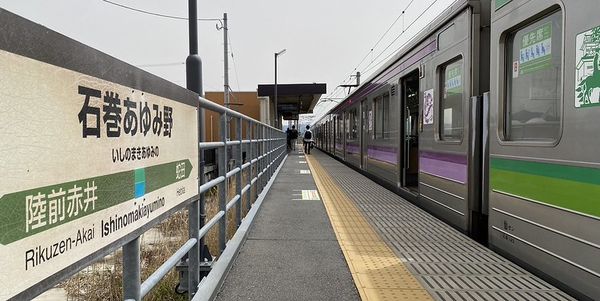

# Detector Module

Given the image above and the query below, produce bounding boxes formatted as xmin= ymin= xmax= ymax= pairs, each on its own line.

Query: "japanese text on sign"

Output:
xmin=26 ymin=181 xmax=98 ymax=233
xmin=77 ymin=86 xmax=173 ymax=138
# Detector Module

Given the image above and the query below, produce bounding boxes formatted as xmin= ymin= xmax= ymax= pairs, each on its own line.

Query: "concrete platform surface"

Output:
xmin=215 ymin=149 xmax=359 ymax=301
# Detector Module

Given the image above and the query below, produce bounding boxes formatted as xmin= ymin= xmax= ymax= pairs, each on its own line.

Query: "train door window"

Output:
xmin=351 ymin=109 xmax=358 ymax=140
xmin=439 ymin=57 xmax=464 ymax=141
xmin=337 ymin=114 xmax=343 ymax=142
xmin=504 ymin=9 xmax=562 ymax=142
xmin=374 ymin=92 xmax=390 ymax=139
xmin=345 ymin=112 xmax=350 ymax=140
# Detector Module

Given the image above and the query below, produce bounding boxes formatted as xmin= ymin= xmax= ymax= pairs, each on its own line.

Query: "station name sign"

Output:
xmin=0 ymin=11 xmax=199 ymax=299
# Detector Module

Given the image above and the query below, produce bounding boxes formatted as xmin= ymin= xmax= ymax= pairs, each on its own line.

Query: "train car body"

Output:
xmin=312 ymin=0 xmax=600 ymax=299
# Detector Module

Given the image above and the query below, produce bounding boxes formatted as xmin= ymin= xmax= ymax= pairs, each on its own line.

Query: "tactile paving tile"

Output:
xmin=365 ymin=288 xmax=432 ymax=301
xmin=306 ymin=155 xmax=433 ymax=301
xmin=308 ymin=151 xmax=575 ymax=301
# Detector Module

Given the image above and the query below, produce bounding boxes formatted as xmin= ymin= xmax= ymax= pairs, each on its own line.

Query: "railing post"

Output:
xmin=260 ymin=125 xmax=264 ymax=192
xmin=123 ymin=237 xmax=141 ymax=301
xmin=263 ymin=125 xmax=268 ymax=189
xmin=268 ymin=128 xmax=272 ymax=179
xmin=218 ymin=112 xmax=228 ymax=253
xmin=236 ymin=117 xmax=243 ymax=226
xmin=247 ymin=120 xmax=253 ymax=213
xmin=187 ymin=194 xmax=200 ymax=299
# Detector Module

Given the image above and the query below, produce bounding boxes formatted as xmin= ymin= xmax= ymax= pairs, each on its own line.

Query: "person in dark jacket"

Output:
xmin=290 ymin=125 xmax=298 ymax=151
xmin=303 ymin=125 xmax=313 ymax=154
xmin=286 ymin=127 xmax=292 ymax=151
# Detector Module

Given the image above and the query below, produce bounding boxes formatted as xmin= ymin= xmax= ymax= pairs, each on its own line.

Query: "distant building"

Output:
xmin=204 ymin=91 xmax=261 ymax=142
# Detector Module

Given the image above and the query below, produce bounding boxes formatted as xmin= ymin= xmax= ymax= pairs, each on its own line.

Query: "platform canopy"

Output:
xmin=257 ymin=83 xmax=326 ymax=120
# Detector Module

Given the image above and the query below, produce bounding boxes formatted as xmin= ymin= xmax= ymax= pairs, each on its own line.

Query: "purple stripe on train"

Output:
xmin=419 ymin=151 xmax=467 ymax=184
xmin=367 ymin=145 xmax=397 ymax=165
xmin=346 ymin=143 xmax=360 ymax=155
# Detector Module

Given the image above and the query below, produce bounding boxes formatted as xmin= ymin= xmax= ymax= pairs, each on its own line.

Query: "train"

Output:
xmin=311 ymin=0 xmax=600 ymax=299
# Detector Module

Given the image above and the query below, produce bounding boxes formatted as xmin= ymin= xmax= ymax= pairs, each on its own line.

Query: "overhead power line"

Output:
xmin=228 ymin=34 xmax=242 ymax=92
xmin=351 ymin=0 xmax=417 ymax=74
xmin=362 ymin=0 xmax=440 ymax=76
xmin=136 ymin=62 xmax=184 ymax=68
xmin=318 ymin=0 xmax=419 ymax=107
xmin=101 ymin=0 xmax=221 ymax=21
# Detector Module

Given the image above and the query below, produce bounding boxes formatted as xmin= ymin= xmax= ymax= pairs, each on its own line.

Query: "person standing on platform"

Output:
xmin=303 ymin=125 xmax=313 ymax=154
xmin=286 ymin=127 xmax=292 ymax=151
xmin=290 ymin=125 xmax=299 ymax=151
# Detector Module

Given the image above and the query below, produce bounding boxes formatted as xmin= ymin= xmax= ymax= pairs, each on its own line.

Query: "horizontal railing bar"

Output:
xmin=198 ymin=97 xmax=282 ymax=132
xmin=226 ymin=167 xmax=241 ymax=179
xmin=241 ymin=162 xmax=251 ymax=170
xmin=198 ymin=210 xmax=225 ymax=239
xmin=140 ymin=238 xmax=198 ymax=298
xmin=199 ymin=139 xmax=284 ymax=149
xmin=241 ymin=184 xmax=251 ymax=195
xmin=199 ymin=141 xmax=225 ymax=149
xmin=200 ymin=176 xmax=225 ymax=194
xmin=226 ymin=194 xmax=240 ymax=211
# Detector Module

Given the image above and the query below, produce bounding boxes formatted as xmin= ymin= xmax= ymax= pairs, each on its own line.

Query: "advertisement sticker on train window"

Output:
xmin=575 ymin=25 xmax=600 ymax=108
xmin=519 ymin=22 xmax=552 ymax=76
xmin=423 ymin=89 xmax=434 ymax=125
xmin=445 ymin=65 xmax=462 ymax=96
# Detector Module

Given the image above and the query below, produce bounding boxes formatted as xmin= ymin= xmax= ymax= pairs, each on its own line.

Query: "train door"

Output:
xmin=400 ymin=71 xmax=420 ymax=191
xmin=333 ymin=116 xmax=337 ymax=155
xmin=325 ymin=121 xmax=328 ymax=151
xmin=361 ymin=99 xmax=370 ymax=168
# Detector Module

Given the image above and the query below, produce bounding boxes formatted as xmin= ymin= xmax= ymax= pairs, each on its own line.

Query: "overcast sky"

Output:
xmin=0 ymin=0 xmax=457 ymax=118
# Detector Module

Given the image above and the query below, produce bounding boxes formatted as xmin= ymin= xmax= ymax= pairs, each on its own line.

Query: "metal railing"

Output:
xmin=123 ymin=96 xmax=287 ymax=300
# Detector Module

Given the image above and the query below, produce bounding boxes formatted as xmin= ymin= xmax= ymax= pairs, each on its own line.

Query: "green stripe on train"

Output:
xmin=491 ymin=158 xmax=600 ymax=218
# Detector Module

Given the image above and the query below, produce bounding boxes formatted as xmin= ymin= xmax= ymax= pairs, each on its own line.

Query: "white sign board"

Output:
xmin=0 ymin=50 xmax=199 ymax=299
xmin=423 ymin=89 xmax=434 ymax=125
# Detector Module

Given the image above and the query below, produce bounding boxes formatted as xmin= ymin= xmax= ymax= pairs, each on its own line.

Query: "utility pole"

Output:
xmin=274 ymin=54 xmax=277 ymax=128
xmin=222 ymin=13 xmax=230 ymax=109
xmin=184 ymin=0 xmax=205 ymax=298
xmin=274 ymin=49 xmax=286 ymax=129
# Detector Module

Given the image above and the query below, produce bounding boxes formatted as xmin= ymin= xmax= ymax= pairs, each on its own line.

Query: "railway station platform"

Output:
xmin=215 ymin=148 xmax=574 ymax=301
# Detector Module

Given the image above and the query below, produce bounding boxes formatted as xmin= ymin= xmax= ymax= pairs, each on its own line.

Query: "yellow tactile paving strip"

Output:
xmin=306 ymin=156 xmax=433 ymax=301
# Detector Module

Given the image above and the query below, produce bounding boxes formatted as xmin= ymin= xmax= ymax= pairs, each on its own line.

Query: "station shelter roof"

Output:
xmin=257 ymin=83 xmax=326 ymax=120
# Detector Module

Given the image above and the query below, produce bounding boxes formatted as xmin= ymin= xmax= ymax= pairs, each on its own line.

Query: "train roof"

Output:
xmin=313 ymin=0 xmax=484 ymax=125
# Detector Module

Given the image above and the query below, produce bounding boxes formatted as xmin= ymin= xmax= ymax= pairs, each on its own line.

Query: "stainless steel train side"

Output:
xmin=312 ymin=0 xmax=599 ymax=298
xmin=317 ymin=0 xmax=491 ymax=234
xmin=489 ymin=0 xmax=600 ymax=298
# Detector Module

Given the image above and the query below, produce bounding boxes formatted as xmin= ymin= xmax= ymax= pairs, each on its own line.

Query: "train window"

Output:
xmin=348 ymin=108 xmax=358 ymax=140
xmin=345 ymin=111 xmax=351 ymax=139
xmin=438 ymin=24 xmax=456 ymax=50
xmin=374 ymin=92 xmax=390 ymax=139
xmin=504 ymin=10 xmax=562 ymax=142
xmin=439 ymin=57 xmax=464 ymax=141
xmin=336 ymin=114 xmax=343 ymax=142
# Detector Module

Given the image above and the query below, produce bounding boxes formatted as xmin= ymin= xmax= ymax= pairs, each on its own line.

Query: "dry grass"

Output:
xmin=60 ymin=168 xmax=257 ymax=300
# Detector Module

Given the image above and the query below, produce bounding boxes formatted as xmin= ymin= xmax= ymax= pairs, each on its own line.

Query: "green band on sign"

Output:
xmin=0 ymin=159 xmax=192 ymax=245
